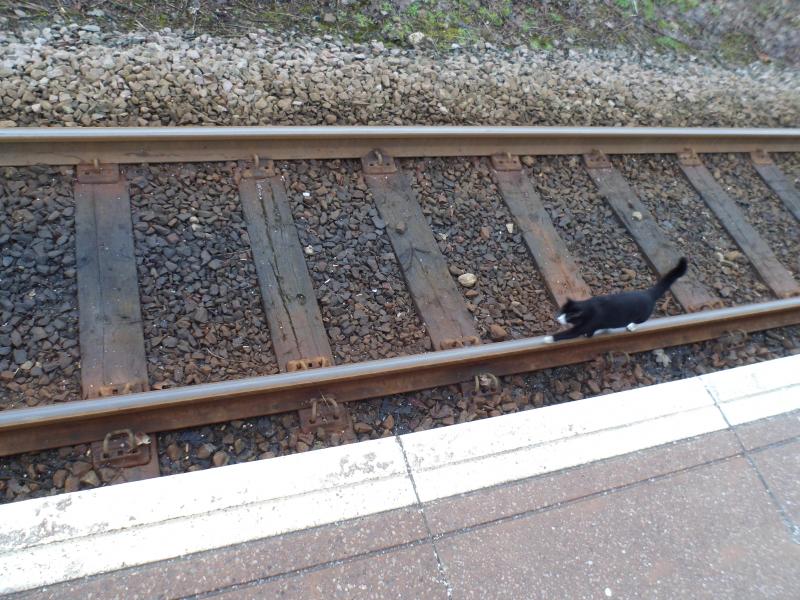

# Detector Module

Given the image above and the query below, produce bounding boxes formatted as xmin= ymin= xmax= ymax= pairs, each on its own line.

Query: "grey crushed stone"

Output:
xmin=129 ymin=163 xmax=278 ymax=388
xmin=281 ymin=159 xmax=430 ymax=363
xmin=0 ymin=27 xmax=798 ymax=128
xmin=613 ymin=154 xmax=768 ymax=305
xmin=0 ymin=166 xmax=80 ymax=409
xmin=702 ymin=153 xmax=800 ymax=279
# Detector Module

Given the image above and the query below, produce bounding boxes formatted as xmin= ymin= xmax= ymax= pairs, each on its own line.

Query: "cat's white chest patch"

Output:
xmin=557 ymin=313 xmax=568 ymax=325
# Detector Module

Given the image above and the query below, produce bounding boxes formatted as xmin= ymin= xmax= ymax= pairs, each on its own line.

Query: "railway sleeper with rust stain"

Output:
xmin=73 ymin=163 xmax=159 ymax=483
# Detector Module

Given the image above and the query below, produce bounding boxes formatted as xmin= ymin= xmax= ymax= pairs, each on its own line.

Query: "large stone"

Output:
xmin=458 ymin=273 xmax=477 ymax=288
xmin=489 ymin=324 xmax=508 ymax=341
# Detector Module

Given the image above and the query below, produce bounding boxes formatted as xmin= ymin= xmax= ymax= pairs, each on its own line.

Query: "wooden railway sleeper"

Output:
xmin=95 ymin=382 xmax=148 ymax=398
xmin=310 ymin=393 xmax=340 ymax=423
xmin=239 ymin=155 xmax=276 ymax=180
xmin=76 ymin=162 xmax=120 ymax=184
xmin=677 ymin=148 xmax=703 ymax=166
xmin=288 ymin=356 xmax=353 ymax=436
xmin=362 ymin=149 xmax=398 ymax=174
xmin=584 ymin=149 xmax=612 ymax=169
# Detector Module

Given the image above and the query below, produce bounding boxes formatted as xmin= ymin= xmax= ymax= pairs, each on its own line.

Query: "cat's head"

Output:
xmin=556 ymin=298 xmax=583 ymax=325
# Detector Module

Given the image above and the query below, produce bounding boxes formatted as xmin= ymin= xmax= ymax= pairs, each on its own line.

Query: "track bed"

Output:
xmin=2 ymin=126 xmax=800 ymax=502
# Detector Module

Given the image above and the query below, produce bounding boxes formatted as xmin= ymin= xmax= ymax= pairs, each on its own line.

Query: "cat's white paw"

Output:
xmin=626 ymin=323 xmax=637 ymax=332
xmin=543 ymin=335 xmax=554 ymax=344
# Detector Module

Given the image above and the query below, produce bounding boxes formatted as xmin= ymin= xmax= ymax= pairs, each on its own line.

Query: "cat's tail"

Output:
xmin=648 ymin=257 xmax=688 ymax=300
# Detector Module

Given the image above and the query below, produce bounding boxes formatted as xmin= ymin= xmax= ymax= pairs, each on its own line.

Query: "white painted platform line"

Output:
xmin=0 ymin=355 xmax=799 ymax=594
xmin=701 ymin=354 xmax=800 ymax=425
xmin=0 ymin=437 xmax=415 ymax=595
xmin=401 ymin=376 xmax=727 ymax=502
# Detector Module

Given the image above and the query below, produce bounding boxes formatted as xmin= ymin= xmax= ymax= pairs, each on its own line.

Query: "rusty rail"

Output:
xmin=2 ymin=126 xmax=800 ymax=458
xmin=2 ymin=298 xmax=799 ymax=456
xmin=1 ymin=126 xmax=800 ymax=166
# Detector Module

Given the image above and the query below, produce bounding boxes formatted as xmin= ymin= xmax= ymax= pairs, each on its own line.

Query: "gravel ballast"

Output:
xmin=613 ymin=154 xmax=768 ymax=305
xmin=2 ymin=149 xmax=800 ymax=502
xmin=0 ymin=26 xmax=799 ymax=129
xmin=0 ymin=166 xmax=80 ymax=410
xmin=4 ymin=324 xmax=799 ymax=501
xmin=148 ymin=324 xmax=800 ymax=481
xmin=282 ymin=159 xmax=430 ymax=363
xmin=129 ymin=163 xmax=279 ymax=388
xmin=525 ymin=156 xmax=680 ymax=316
xmin=408 ymin=157 xmax=552 ymax=340
xmin=702 ymin=153 xmax=800 ymax=279
xmin=2 ymin=21 xmax=800 ymax=505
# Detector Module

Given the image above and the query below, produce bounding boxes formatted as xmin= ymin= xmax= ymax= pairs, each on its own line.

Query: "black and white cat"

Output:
xmin=544 ymin=258 xmax=688 ymax=343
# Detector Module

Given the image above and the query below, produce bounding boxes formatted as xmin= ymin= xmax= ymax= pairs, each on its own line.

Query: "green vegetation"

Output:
xmin=354 ymin=13 xmax=370 ymax=29
xmin=530 ymin=36 xmax=553 ymax=50
xmin=718 ymin=31 xmax=759 ymax=63
xmin=656 ymin=35 xmax=688 ymax=52
xmin=478 ymin=5 xmax=504 ymax=27
xmin=616 ymin=0 xmax=699 ymax=19
xmin=0 ymin=0 xmax=785 ymax=66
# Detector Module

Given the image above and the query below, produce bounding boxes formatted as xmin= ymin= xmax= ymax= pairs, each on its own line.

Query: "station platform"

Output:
xmin=2 ymin=354 xmax=799 ymax=599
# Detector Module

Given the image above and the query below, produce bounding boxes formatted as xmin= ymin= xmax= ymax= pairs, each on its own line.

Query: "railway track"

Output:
xmin=1 ymin=126 xmax=800 ymax=486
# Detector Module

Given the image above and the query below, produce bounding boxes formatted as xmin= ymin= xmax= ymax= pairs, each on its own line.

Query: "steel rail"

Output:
xmin=1 ymin=297 xmax=799 ymax=456
xmin=1 ymin=126 xmax=799 ymax=166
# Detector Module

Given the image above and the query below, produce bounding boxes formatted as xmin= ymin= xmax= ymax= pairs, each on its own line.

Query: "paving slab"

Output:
xmin=3 ymin=355 xmax=799 ymax=598
xmin=734 ymin=409 xmax=800 ymax=450
xmin=750 ymin=439 xmax=800 ymax=525
xmin=208 ymin=543 xmax=448 ymax=600
xmin=13 ymin=506 xmax=429 ymax=600
xmin=436 ymin=457 xmax=800 ymax=600
xmin=401 ymin=376 xmax=725 ymax=502
xmin=423 ymin=429 xmax=740 ymax=536
xmin=0 ymin=436 xmax=415 ymax=594
xmin=701 ymin=356 xmax=800 ymax=425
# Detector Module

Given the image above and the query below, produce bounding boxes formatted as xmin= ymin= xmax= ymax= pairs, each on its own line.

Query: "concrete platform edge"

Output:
xmin=1 ymin=354 xmax=799 ymax=594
